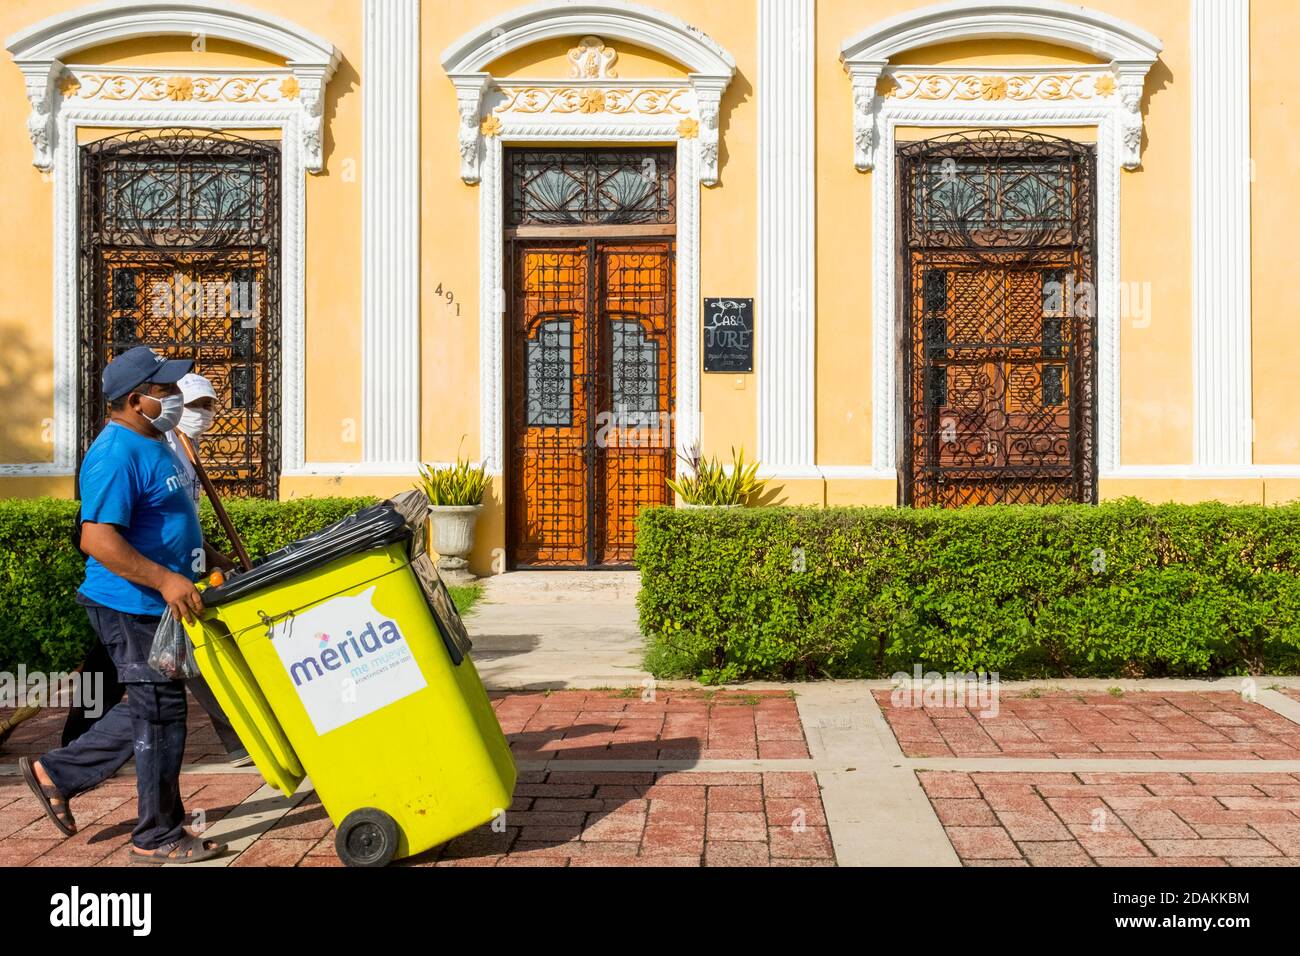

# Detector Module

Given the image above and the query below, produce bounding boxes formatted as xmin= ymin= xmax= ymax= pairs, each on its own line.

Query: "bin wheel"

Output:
xmin=335 ymin=808 xmax=399 ymax=867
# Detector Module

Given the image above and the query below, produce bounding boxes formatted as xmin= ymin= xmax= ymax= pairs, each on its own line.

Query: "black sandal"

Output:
xmin=129 ymin=833 xmax=228 ymax=865
xmin=19 ymin=755 xmax=76 ymax=837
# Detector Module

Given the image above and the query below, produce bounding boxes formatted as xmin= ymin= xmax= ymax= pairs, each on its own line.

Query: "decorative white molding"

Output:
xmin=868 ymin=103 xmax=1124 ymax=477
xmin=6 ymin=0 xmax=340 ymax=172
xmin=757 ymin=0 xmax=816 ymax=471
xmin=840 ymin=1 xmax=1162 ymax=171
xmin=493 ymin=82 xmax=691 ymax=115
xmin=1192 ymin=0 xmax=1252 ymax=467
xmin=281 ymin=462 xmax=430 ymax=478
xmin=362 ymin=0 xmax=421 ymax=465
xmin=441 ymin=0 xmax=735 ymax=75
xmin=441 ymin=0 xmax=735 ymax=186
xmin=0 ymin=464 xmax=74 ymax=478
xmin=60 ymin=67 xmax=302 ymax=103
xmin=881 ymin=64 xmax=1118 ymax=102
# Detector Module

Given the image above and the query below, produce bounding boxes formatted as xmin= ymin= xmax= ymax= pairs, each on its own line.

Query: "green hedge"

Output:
xmin=0 ymin=496 xmax=376 ymax=673
xmin=635 ymin=501 xmax=1300 ymax=683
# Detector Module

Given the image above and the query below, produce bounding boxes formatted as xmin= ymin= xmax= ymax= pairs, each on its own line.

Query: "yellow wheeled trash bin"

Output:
xmin=183 ymin=490 xmax=515 ymax=866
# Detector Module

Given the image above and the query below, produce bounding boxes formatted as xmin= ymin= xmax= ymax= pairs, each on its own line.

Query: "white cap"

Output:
xmin=177 ymin=372 xmax=217 ymax=405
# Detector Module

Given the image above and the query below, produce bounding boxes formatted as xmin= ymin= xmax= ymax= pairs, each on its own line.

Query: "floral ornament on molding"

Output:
xmin=62 ymin=72 xmax=303 ymax=104
xmin=494 ymin=87 xmax=689 ymax=115
xmin=165 ymin=76 xmax=193 ymax=101
xmin=677 ymin=117 xmax=699 ymax=138
xmin=479 ymin=114 xmax=502 ymax=137
xmin=884 ymin=72 xmax=1119 ymax=103
xmin=979 ymin=76 xmax=1007 ymax=100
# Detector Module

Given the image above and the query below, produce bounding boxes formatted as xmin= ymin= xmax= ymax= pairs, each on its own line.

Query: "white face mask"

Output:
xmin=179 ymin=406 xmax=215 ymax=439
xmin=139 ymin=392 xmax=185 ymax=434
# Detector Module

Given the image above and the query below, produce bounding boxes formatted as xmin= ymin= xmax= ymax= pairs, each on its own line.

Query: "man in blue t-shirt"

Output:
xmin=20 ymin=347 xmax=228 ymax=864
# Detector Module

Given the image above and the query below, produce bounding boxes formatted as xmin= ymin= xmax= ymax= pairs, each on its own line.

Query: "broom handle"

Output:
xmin=177 ymin=431 xmax=253 ymax=572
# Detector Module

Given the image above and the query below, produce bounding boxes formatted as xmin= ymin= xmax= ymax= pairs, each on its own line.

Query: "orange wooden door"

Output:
xmin=594 ymin=243 xmax=675 ymax=565
xmin=508 ymin=240 xmax=674 ymax=567
xmin=509 ymin=243 xmax=592 ymax=566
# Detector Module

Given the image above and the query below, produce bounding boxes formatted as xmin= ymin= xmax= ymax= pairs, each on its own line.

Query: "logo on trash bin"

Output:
xmin=271 ymin=586 xmax=427 ymax=735
xmin=288 ymin=619 xmax=407 ymax=687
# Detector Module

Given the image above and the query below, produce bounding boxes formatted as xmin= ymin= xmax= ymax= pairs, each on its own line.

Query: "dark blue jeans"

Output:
xmin=40 ymin=601 xmax=188 ymax=850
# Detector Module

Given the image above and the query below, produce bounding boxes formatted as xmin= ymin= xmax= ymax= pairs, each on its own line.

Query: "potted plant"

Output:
xmin=666 ymin=445 xmax=767 ymax=507
xmin=417 ymin=451 xmax=489 ymax=585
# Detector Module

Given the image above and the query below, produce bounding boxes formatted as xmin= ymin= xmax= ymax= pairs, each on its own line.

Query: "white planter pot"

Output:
xmin=428 ymin=504 xmax=483 ymax=582
xmin=678 ymin=503 xmax=743 ymax=510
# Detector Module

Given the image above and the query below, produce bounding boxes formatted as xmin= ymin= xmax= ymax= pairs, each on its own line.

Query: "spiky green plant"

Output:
xmin=666 ymin=445 xmax=767 ymax=506
xmin=417 ymin=446 xmax=489 ymax=506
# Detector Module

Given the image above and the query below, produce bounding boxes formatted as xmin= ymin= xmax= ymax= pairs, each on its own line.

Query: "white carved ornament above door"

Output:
xmin=440 ymin=0 xmax=735 ymax=186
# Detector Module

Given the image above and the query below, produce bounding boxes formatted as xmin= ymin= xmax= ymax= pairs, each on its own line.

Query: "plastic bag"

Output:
xmin=147 ymin=609 xmax=202 ymax=680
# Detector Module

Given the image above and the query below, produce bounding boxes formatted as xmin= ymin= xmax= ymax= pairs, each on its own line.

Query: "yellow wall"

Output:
xmin=1 ymin=0 xmax=1297 ymax=563
xmin=1250 ymin=0 xmax=1300 ymax=466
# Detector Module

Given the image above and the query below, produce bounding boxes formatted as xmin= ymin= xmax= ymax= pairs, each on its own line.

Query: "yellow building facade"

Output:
xmin=0 ymin=0 xmax=1294 ymax=572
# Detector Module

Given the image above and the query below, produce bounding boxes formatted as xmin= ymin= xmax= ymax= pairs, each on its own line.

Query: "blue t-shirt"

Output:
xmin=78 ymin=422 xmax=204 ymax=615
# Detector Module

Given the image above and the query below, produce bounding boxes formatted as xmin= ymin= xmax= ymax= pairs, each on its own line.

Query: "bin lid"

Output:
xmin=202 ymin=490 xmax=429 ymax=608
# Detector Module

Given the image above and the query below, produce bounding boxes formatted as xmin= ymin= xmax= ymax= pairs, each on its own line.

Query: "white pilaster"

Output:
xmin=1192 ymin=0 xmax=1252 ymax=466
xmin=757 ymin=0 xmax=816 ymax=472
xmin=362 ymin=0 xmax=421 ymax=465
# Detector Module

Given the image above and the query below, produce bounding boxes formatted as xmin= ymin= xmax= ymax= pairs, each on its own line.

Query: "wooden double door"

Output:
xmin=507 ymin=239 xmax=675 ymax=567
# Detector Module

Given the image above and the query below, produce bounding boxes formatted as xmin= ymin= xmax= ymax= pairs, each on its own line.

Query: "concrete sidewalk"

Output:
xmin=465 ymin=571 xmax=651 ymax=690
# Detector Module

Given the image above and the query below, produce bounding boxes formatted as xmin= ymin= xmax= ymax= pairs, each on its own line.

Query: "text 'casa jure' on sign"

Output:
xmin=703 ymin=298 xmax=754 ymax=373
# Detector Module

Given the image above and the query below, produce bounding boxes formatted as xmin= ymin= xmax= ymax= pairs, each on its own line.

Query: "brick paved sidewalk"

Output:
xmin=0 ymin=690 xmax=827 ymax=867
xmin=922 ymin=770 xmax=1300 ymax=866
xmin=4 ymin=685 xmax=1300 ymax=867
xmin=877 ymin=690 xmax=1300 ymax=759
xmin=491 ymin=689 xmax=810 ymax=760
xmin=234 ymin=770 xmax=834 ymax=867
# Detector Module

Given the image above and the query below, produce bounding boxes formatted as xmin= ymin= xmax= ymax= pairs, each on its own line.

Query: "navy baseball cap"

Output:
xmin=103 ymin=347 xmax=194 ymax=402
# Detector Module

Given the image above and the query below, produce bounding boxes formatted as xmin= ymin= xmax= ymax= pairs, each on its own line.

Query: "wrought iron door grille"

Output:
xmin=507 ymin=148 xmax=676 ymax=227
xmin=899 ymin=132 xmax=1097 ymax=508
xmin=78 ymin=130 xmax=281 ymax=499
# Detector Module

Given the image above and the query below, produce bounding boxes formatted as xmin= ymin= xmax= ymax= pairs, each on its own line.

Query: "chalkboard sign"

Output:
xmin=703 ymin=298 xmax=754 ymax=373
